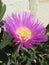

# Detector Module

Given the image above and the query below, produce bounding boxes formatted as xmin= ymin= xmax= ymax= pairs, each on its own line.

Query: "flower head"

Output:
xmin=4 ymin=12 xmax=47 ymax=51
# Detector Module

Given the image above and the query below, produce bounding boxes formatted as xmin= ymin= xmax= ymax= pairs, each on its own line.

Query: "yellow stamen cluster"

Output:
xmin=17 ymin=27 xmax=31 ymax=41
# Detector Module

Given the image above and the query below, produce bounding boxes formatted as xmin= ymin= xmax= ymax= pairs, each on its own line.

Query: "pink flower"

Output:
xmin=4 ymin=12 xmax=47 ymax=51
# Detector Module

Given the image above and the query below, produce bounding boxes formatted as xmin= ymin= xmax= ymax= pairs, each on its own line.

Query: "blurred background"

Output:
xmin=2 ymin=0 xmax=29 ymax=17
xmin=29 ymin=0 xmax=49 ymax=27
xmin=2 ymin=0 xmax=49 ymax=27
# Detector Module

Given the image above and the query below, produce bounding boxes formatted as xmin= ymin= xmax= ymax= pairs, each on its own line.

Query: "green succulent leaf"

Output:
xmin=26 ymin=60 xmax=31 ymax=65
xmin=46 ymin=24 xmax=49 ymax=36
xmin=0 ymin=4 xmax=6 ymax=20
xmin=23 ymin=47 xmax=31 ymax=58
xmin=0 ymin=0 xmax=2 ymax=14
xmin=0 ymin=33 xmax=12 ymax=49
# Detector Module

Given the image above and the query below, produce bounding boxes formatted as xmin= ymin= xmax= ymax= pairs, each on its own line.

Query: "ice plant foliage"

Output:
xmin=4 ymin=12 xmax=47 ymax=51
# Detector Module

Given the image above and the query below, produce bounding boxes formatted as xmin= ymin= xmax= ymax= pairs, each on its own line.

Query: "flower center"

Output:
xmin=17 ymin=27 xmax=31 ymax=41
